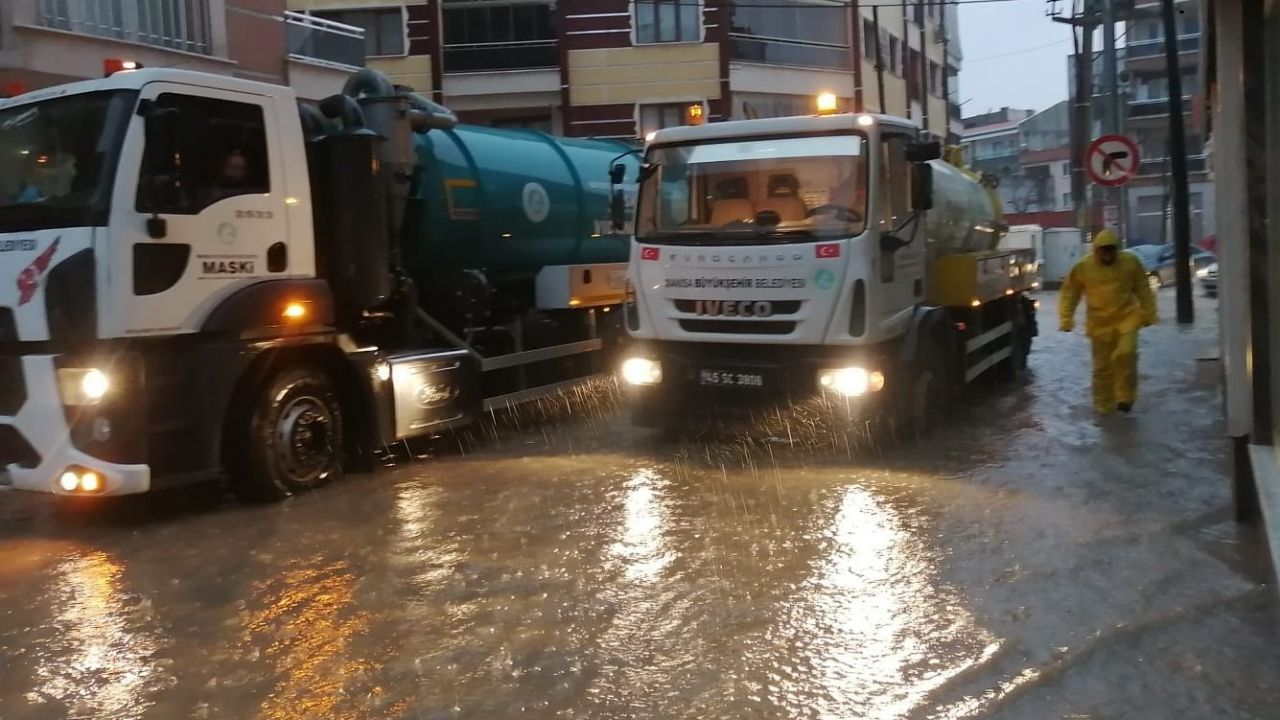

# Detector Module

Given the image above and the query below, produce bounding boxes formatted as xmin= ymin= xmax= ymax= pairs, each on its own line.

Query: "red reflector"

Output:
xmin=816 ymin=243 xmax=840 ymax=259
xmin=640 ymin=247 xmax=660 ymax=261
xmin=2 ymin=81 xmax=25 ymax=98
xmin=956 ymin=322 xmax=967 ymax=332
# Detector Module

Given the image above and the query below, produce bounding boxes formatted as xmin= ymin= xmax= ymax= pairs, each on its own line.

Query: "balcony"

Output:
xmin=285 ymin=12 xmax=364 ymax=69
xmin=1139 ymin=155 xmax=1208 ymax=176
xmin=443 ymin=40 xmax=558 ymax=73
xmin=1129 ymin=95 xmax=1192 ymax=119
xmin=1125 ymin=35 xmax=1200 ymax=59
xmin=36 ymin=0 xmax=212 ymax=55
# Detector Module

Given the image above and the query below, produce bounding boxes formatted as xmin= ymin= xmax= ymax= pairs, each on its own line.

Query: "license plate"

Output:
xmin=698 ymin=369 xmax=765 ymax=388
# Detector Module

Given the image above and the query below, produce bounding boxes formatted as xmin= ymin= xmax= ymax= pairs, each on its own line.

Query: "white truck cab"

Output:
xmin=617 ymin=111 xmax=1036 ymax=429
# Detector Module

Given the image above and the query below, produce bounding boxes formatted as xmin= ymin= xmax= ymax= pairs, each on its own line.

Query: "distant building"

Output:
xmin=0 ymin=0 xmax=362 ymax=100
xmin=959 ymin=107 xmax=1034 ymax=213
xmin=1121 ymin=0 xmax=1212 ymax=244
xmin=288 ymin=0 xmax=963 ymax=140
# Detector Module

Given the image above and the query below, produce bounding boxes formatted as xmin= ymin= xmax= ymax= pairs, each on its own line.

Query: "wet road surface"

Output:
xmin=2 ymin=291 xmax=1278 ymax=720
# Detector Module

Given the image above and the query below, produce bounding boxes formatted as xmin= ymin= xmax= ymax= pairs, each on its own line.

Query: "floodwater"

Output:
xmin=1 ymin=292 xmax=1277 ymax=720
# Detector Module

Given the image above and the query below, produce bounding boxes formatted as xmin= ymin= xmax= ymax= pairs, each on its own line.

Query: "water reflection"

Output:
xmin=765 ymin=484 xmax=999 ymax=719
xmin=33 ymin=551 xmax=162 ymax=719
xmin=610 ymin=468 xmax=673 ymax=582
xmin=245 ymin=561 xmax=398 ymax=720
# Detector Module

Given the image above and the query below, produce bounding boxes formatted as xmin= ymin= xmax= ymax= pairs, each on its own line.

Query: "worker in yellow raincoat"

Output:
xmin=1059 ymin=229 xmax=1158 ymax=413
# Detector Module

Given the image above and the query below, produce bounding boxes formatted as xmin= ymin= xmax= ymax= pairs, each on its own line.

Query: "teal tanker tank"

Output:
xmin=401 ymin=123 xmax=641 ymax=299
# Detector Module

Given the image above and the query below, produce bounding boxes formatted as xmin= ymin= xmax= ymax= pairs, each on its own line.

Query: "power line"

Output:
xmin=966 ymin=38 xmax=1072 ymax=62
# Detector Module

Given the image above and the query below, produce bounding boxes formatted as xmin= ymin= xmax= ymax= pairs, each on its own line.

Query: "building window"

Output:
xmin=888 ymin=35 xmax=901 ymax=74
xmin=737 ymin=92 xmax=816 ymax=119
xmin=640 ymin=103 xmax=695 ymax=138
xmin=928 ymin=60 xmax=941 ymax=96
xmin=1061 ymin=161 xmax=1071 ymax=176
xmin=1181 ymin=11 xmax=1200 ymax=35
xmin=312 ymin=7 xmax=405 ymax=57
xmin=635 ymin=0 xmax=700 ymax=44
xmin=1063 ymin=192 xmax=1071 ymax=207
xmin=442 ymin=2 xmax=557 ymax=71
xmin=863 ymin=20 xmax=877 ymax=61
xmin=731 ymin=0 xmax=851 ymax=69
xmin=491 ymin=116 xmax=553 ymax=133
xmin=911 ymin=1 xmax=924 ymax=25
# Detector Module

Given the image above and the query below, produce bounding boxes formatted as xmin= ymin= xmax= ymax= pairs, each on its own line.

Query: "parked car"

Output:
xmin=1127 ymin=244 xmax=1217 ymax=291
xmin=1202 ymin=262 xmax=1219 ymax=297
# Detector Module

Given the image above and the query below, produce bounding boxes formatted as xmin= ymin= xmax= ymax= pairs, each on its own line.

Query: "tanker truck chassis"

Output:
xmin=616 ymin=113 xmax=1038 ymax=430
xmin=0 ymin=66 xmax=637 ymax=500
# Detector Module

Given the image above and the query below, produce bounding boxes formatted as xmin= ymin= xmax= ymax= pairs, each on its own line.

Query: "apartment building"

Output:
xmin=958 ymin=107 xmax=1034 ymax=212
xmin=288 ymin=0 xmax=962 ymax=140
xmin=0 ymin=0 xmax=364 ymax=100
xmin=1122 ymin=0 xmax=1213 ymax=244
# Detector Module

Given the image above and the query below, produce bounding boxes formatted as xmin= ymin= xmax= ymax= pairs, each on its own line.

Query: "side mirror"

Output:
xmin=611 ymin=189 xmax=627 ymax=233
xmin=610 ymin=163 xmax=627 ymax=185
xmin=880 ymin=234 xmax=910 ymax=253
xmin=911 ymin=162 xmax=934 ymax=211
xmin=905 ymin=139 xmax=942 ymax=162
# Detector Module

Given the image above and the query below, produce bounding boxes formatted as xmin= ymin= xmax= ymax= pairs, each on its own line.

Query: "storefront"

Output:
xmin=1207 ymin=0 xmax=1280 ymax=567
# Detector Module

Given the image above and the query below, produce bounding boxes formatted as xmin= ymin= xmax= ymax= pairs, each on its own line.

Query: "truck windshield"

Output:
xmin=637 ymin=134 xmax=867 ymax=245
xmin=0 ymin=90 xmax=136 ymax=233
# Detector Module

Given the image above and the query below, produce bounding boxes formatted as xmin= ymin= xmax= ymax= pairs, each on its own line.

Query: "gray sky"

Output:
xmin=958 ymin=0 xmax=1074 ymax=116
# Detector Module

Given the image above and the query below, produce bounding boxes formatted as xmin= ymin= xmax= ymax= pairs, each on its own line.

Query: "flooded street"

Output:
xmin=2 ymin=292 xmax=1278 ymax=720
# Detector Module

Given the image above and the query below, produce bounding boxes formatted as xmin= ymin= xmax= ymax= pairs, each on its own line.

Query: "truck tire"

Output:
xmin=229 ymin=365 xmax=345 ymax=502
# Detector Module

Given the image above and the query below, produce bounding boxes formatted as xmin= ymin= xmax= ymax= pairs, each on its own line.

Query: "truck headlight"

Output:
xmin=621 ymin=357 xmax=662 ymax=386
xmin=818 ymin=367 xmax=885 ymax=397
xmin=58 ymin=367 xmax=111 ymax=405
xmin=1196 ymin=267 xmax=1209 ymax=278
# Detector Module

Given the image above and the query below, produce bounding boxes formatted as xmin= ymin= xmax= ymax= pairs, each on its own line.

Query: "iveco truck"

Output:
xmin=614 ymin=107 xmax=1038 ymax=429
xmin=0 ymin=64 xmax=638 ymax=500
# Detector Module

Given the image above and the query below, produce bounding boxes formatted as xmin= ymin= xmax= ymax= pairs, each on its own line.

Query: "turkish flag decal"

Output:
xmin=816 ymin=243 xmax=840 ymax=259
xmin=640 ymin=247 xmax=660 ymax=261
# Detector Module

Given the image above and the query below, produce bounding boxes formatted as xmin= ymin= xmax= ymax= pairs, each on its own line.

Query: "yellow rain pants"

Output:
xmin=1059 ymin=235 xmax=1158 ymax=413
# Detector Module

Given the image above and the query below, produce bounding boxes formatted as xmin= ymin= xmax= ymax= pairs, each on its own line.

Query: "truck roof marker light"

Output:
xmin=501 ymin=233 xmax=512 ymax=238
xmin=645 ymin=131 xmax=658 ymax=143
xmin=285 ymin=197 xmax=300 ymax=206
xmin=1005 ymin=288 xmax=1015 ymax=296
xmin=857 ymin=115 xmax=875 ymax=127
xmin=816 ymin=93 xmax=838 ymax=115
xmin=282 ymin=302 xmax=308 ymax=320
xmin=103 ymin=58 xmax=140 ymax=76
xmin=970 ymin=299 xmax=981 ymax=308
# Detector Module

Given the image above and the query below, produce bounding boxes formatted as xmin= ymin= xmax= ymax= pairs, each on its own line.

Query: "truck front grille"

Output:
xmin=672 ymin=300 xmax=804 ymax=316
xmin=0 ymin=425 xmax=39 ymax=469
xmin=0 ymin=357 xmax=23 ymax=416
xmin=0 ymin=307 xmax=15 ymax=343
xmin=678 ymin=319 xmax=797 ymax=335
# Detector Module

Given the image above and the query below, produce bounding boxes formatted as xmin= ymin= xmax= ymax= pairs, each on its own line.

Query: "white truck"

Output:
xmin=0 ymin=64 xmax=636 ymax=500
xmin=612 ymin=111 xmax=1039 ymax=429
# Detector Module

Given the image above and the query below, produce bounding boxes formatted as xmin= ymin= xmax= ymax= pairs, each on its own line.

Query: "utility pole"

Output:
xmin=1055 ymin=4 xmax=1096 ymax=237
xmin=1161 ymin=0 xmax=1193 ymax=323
xmin=940 ymin=0 xmax=952 ymax=141
xmin=1100 ymin=0 xmax=1125 ymax=240
xmin=873 ymin=7 xmax=887 ymax=114
xmin=919 ymin=0 xmax=930 ymax=134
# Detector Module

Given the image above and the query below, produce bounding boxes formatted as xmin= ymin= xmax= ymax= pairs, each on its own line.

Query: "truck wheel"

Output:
xmin=230 ymin=366 xmax=345 ymax=502
xmin=909 ymin=366 xmax=949 ymax=433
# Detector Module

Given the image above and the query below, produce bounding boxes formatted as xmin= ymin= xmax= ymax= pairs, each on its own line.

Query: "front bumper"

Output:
xmin=1 ymin=355 xmax=150 ymax=496
xmin=623 ymin=342 xmax=892 ymax=428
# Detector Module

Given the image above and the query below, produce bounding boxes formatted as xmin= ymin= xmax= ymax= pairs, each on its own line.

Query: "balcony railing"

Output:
xmin=38 ymin=0 xmax=212 ymax=55
xmin=1128 ymin=95 xmax=1193 ymax=119
xmin=285 ymin=11 xmax=365 ymax=69
xmin=1125 ymin=35 xmax=1200 ymax=59
xmin=1139 ymin=155 xmax=1208 ymax=176
xmin=443 ymin=40 xmax=558 ymax=73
